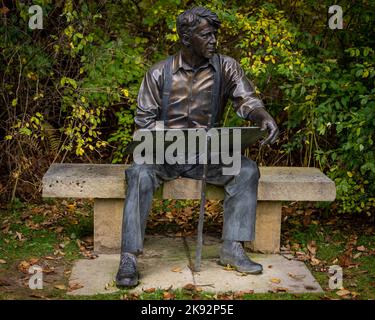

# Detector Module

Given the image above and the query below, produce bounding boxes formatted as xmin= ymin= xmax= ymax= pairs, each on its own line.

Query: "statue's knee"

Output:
xmin=238 ymin=159 xmax=260 ymax=183
xmin=125 ymin=164 xmax=152 ymax=181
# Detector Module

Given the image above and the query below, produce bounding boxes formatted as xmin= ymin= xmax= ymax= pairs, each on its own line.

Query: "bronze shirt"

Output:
xmin=135 ymin=51 xmax=265 ymax=129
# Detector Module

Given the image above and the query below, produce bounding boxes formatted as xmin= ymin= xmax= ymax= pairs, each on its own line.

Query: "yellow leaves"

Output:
xmin=64 ymin=25 xmax=75 ymax=38
xmin=66 ymin=203 xmax=76 ymax=213
xmin=27 ymin=72 xmax=38 ymax=81
xmin=223 ymin=264 xmax=235 ymax=271
xmin=33 ymin=93 xmax=44 ymax=101
xmin=347 ymin=171 xmax=353 ymax=178
xmin=121 ymin=88 xmax=129 ymax=97
xmin=12 ymin=98 xmax=18 ymax=107
xmin=270 ymin=278 xmax=281 ymax=284
xmin=54 ymin=284 xmax=67 ymax=290
xmin=76 ymin=147 xmax=84 ymax=156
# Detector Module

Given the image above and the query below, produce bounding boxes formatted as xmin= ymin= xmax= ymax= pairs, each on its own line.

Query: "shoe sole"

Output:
xmin=116 ymin=275 xmax=139 ymax=288
xmin=218 ymin=260 xmax=263 ymax=275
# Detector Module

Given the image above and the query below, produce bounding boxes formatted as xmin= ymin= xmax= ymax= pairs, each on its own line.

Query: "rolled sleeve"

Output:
xmin=135 ymin=65 xmax=163 ymax=129
xmin=224 ymin=57 xmax=265 ymax=120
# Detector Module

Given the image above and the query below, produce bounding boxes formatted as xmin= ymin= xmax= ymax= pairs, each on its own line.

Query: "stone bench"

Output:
xmin=42 ymin=164 xmax=336 ymax=254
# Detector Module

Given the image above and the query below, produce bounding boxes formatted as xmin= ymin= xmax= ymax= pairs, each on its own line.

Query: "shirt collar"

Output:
xmin=172 ymin=51 xmax=217 ymax=74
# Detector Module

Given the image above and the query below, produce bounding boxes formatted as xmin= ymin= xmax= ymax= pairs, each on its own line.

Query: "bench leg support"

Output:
xmin=94 ymin=199 xmax=281 ymax=254
xmin=246 ymin=201 xmax=282 ymax=253
xmin=94 ymin=198 xmax=123 ymax=253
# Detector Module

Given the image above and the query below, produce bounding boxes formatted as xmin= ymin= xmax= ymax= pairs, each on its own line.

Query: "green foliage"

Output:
xmin=0 ymin=0 xmax=374 ymax=214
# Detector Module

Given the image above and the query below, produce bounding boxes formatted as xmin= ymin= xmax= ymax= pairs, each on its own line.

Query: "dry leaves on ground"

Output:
xmin=288 ymin=273 xmax=306 ymax=281
xmin=68 ymin=282 xmax=84 ymax=291
xmin=270 ymin=278 xmax=281 ymax=284
xmin=54 ymin=284 xmax=66 ymax=290
xmin=163 ymin=291 xmax=176 ymax=300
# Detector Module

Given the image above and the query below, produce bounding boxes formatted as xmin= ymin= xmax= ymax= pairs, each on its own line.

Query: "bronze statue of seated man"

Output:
xmin=116 ymin=6 xmax=279 ymax=287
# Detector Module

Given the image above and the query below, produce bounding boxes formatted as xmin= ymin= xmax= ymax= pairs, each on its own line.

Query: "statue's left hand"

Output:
xmin=260 ymin=117 xmax=279 ymax=146
xmin=249 ymin=108 xmax=279 ymax=146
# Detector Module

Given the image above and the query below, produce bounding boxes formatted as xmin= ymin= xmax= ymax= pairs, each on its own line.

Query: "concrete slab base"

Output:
xmin=68 ymin=235 xmax=323 ymax=296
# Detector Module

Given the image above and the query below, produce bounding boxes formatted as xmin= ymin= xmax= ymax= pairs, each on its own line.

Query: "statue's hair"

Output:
xmin=176 ymin=7 xmax=221 ymax=40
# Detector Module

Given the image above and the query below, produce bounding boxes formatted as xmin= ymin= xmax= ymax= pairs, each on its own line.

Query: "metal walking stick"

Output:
xmin=194 ymin=131 xmax=210 ymax=272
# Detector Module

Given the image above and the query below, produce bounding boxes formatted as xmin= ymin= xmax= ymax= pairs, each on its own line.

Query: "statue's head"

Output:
xmin=177 ymin=7 xmax=221 ymax=59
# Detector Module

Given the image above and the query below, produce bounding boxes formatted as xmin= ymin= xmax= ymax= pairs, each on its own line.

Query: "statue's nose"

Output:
xmin=210 ymin=34 xmax=217 ymax=45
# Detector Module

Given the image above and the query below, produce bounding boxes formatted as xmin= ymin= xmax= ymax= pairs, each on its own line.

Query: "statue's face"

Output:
xmin=188 ymin=19 xmax=217 ymax=59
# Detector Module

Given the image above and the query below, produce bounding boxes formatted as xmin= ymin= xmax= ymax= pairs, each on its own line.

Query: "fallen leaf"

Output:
xmin=163 ymin=284 xmax=173 ymax=291
xmin=183 ymin=283 xmax=196 ymax=291
xmin=45 ymin=256 xmax=56 ymax=260
xmin=66 ymin=204 xmax=76 ymax=212
xmin=104 ymin=281 xmax=115 ymax=290
xmin=270 ymin=278 xmax=281 ymax=284
xmin=171 ymin=267 xmax=182 ymax=273
xmin=29 ymin=294 xmax=45 ymax=299
xmin=288 ymin=273 xmax=306 ymax=281
xmin=353 ymin=253 xmax=362 ymax=259
xmin=143 ymin=287 xmax=156 ymax=293
xmin=310 ymin=257 xmax=321 ymax=266
xmin=303 ymin=215 xmax=311 ymax=226
xmin=304 ymin=285 xmax=317 ymax=290
xmin=0 ymin=6 xmax=10 ymax=14
xmin=356 ymin=246 xmax=366 ymax=252
xmin=43 ymin=266 xmax=55 ymax=274
xmin=163 ymin=291 xmax=175 ymax=300
xmin=336 ymin=289 xmax=351 ymax=297
xmin=55 ymin=227 xmax=64 ymax=233
xmin=68 ymin=282 xmax=84 ymax=291
xmin=0 ymin=259 xmax=6 ymax=264
xmin=18 ymin=260 xmax=30 ymax=273
xmin=307 ymin=240 xmax=317 ymax=255
xmin=273 ymin=287 xmax=288 ymax=292
xmin=15 ymin=231 xmax=23 ymax=241
xmin=223 ymin=264 xmax=235 ymax=271
xmin=54 ymin=284 xmax=66 ymax=290
xmin=339 ymin=254 xmax=353 ymax=267
xmin=295 ymin=251 xmax=310 ymax=261
xmin=234 ymin=289 xmax=254 ymax=298
xmin=29 ymin=258 xmax=39 ymax=265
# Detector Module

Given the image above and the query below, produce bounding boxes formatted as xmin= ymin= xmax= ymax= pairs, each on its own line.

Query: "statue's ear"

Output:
xmin=181 ymin=33 xmax=191 ymax=47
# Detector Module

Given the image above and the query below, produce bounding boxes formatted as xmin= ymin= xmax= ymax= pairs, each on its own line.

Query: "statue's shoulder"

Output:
xmin=217 ymin=54 xmax=240 ymax=68
xmin=147 ymin=55 xmax=175 ymax=80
